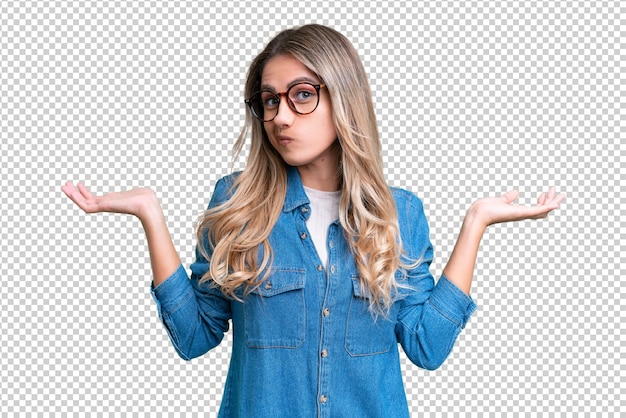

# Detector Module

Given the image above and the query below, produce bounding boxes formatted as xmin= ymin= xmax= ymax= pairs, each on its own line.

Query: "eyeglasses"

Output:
xmin=245 ymin=82 xmax=326 ymax=122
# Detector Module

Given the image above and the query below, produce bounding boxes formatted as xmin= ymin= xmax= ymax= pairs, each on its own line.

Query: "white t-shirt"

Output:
xmin=302 ymin=185 xmax=341 ymax=267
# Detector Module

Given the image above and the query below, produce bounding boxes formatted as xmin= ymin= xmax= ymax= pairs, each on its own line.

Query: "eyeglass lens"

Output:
xmin=249 ymin=83 xmax=321 ymax=122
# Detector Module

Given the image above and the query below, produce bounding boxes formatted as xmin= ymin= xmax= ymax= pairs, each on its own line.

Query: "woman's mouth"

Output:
xmin=278 ymin=135 xmax=294 ymax=146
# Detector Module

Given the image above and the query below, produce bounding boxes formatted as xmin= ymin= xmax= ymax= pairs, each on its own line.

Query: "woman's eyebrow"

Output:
xmin=260 ymin=76 xmax=321 ymax=92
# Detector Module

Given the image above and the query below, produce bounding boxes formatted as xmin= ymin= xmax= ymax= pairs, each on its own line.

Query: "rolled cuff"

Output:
xmin=150 ymin=264 xmax=194 ymax=317
xmin=428 ymin=274 xmax=477 ymax=328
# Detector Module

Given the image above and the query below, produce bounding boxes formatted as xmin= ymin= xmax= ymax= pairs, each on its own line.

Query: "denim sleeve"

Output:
xmin=394 ymin=191 xmax=477 ymax=370
xmin=150 ymin=176 xmax=235 ymax=360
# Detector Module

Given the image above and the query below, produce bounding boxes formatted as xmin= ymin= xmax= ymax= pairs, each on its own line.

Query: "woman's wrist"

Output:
xmin=135 ymin=189 xmax=162 ymax=224
xmin=465 ymin=201 xmax=489 ymax=233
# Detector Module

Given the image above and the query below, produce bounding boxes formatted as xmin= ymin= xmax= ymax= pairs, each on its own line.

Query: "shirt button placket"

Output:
xmin=319 ymin=225 xmax=336 ymax=416
xmin=319 ymin=300 xmax=330 ymax=413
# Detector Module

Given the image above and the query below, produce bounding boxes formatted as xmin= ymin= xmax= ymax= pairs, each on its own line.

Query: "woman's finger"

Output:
xmin=77 ymin=182 xmax=95 ymax=200
xmin=537 ymin=192 xmax=547 ymax=206
xmin=501 ymin=190 xmax=519 ymax=204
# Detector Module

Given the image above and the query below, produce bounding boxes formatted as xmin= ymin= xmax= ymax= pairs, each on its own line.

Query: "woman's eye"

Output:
xmin=292 ymin=89 xmax=315 ymax=102
xmin=263 ymin=96 xmax=279 ymax=108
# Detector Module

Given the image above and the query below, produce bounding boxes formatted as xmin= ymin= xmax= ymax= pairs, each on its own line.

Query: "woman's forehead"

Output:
xmin=260 ymin=54 xmax=319 ymax=89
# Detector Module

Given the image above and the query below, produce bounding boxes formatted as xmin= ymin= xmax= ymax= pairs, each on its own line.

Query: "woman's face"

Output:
xmin=261 ymin=54 xmax=339 ymax=188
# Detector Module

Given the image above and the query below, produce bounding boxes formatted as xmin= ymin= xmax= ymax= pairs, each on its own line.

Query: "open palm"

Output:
xmin=472 ymin=187 xmax=565 ymax=227
xmin=61 ymin=182 xmax=158 ymax=218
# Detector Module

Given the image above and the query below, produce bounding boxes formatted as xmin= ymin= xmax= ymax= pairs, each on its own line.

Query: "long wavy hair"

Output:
xmin=197 ymin=24 xmax=411 ymax=314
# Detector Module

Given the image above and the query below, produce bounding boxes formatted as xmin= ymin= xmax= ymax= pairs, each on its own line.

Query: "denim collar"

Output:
xmin=282 ymin=165 xmax=311 ymax=213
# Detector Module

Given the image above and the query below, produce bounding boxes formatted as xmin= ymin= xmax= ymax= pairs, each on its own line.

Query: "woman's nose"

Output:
xmin=271 ymin=97 xmax=295 ymax=126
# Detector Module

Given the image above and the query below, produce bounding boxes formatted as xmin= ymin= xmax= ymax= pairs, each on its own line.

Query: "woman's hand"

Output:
xmin=442 ymin=187 xmax=565 ymax=294
xmin=61 ymin=181 xmax=181 ymax=286
xmin=468 ymin=187 xmax=566 ymax=229
xmin=61 ymin=182 xmax=159 ymax=220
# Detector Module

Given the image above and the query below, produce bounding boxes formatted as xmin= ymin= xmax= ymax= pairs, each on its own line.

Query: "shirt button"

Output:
xmin=322 ymin=308 xmax=329 ymax=317
xmin=300 ymin=232 xmax=308 ymax=240
xmin=317 ymin=265 xmax=323 ymax=271
xmin=329 ymin=240 xmax=334 ymax=248
xmin=320 ymin=395 xmax=327 ymax=404
xmin=264 ymin=281 xmax=272 ymax=290
xmin=302 ymin=207 xmax=309 ymax=213
xmin=321 ymin=349 xmax=328 ymax=358
xmin=330 ymin=265 xmax=335 ymax=274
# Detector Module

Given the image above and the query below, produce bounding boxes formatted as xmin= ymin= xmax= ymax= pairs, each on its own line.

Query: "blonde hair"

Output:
xmin=197 ymin=24 xmax=411 ymax=314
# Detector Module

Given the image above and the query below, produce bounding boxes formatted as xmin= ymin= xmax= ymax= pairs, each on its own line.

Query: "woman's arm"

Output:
xmin=442 ymin=187 xmax=565 ymax=295
xmin=61 ymin=182 xmax=181 ymax=287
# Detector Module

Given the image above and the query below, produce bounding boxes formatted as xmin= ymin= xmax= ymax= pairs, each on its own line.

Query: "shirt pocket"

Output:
xmin=244 ymin=268 xmax=306 ymax=349
xmin=344 ymin=275 xmax=399 ymax=356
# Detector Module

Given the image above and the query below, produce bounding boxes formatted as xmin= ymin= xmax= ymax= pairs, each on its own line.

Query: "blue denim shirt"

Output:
xmin=151 ymin=166 xmax=476 ymax=418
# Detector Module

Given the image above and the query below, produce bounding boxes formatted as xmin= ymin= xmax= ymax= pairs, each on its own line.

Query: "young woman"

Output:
xmin=62 ymin=24 xmax=564 ymax=417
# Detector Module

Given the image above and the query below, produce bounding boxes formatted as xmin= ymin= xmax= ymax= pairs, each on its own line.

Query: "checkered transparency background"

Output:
xmin=1 ymin=0 xmax=623 ymax=415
